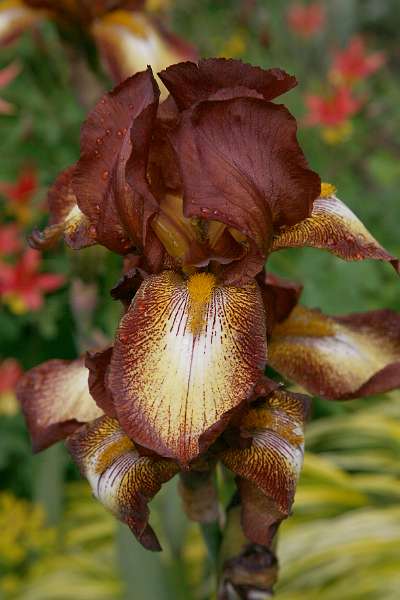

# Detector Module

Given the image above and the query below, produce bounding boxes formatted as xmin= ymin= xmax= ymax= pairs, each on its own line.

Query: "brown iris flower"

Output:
xmin=17 ymin=59 xmax=400 ymax=597
xmin=0 ymin=0 xmax=196 ymax=89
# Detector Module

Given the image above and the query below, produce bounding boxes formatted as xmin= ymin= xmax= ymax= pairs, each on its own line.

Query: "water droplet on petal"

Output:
xmin=101 ymin=170 xmax=109 ymax=181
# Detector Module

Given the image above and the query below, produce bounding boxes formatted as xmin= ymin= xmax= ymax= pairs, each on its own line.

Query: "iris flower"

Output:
xmin=0 ymin=0 xmax=196 ymax=89
xmin=17 ymin=60 xmax=400 ymax=597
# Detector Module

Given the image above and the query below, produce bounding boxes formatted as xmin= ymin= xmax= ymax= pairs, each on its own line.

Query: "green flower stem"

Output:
xmin=117 ymin=522 xmax=170 ymax=600
xmin=34 ymin=443 xmax=66 ymax=527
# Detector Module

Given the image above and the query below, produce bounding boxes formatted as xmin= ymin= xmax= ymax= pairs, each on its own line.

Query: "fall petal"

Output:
xmin=92 ymin=10 xmax=196 ymax=94
xmin=72 ymin=68 xmax=160 ymax=254
xmin=172 ymin=97 xmax=320 ymax=283
xmin=29 ymin=166 xmax=95 ymax=251
xmin=269 ymin=306 xmax=400 ymax=399
xmin=66 ymin=416 xmax=178 ymax=550
xmin=16 ymin=357 xmax=103 ymax=452
xmin=220 ymin=389 xmax=309 ymax=545
xmin=159 ymin=58 xmax=297 ymax=110
xmin=0 ymin=0 xmax=41 ymax=47
xmin=108 ymin=270 xmax=266 ymax=465
xmin=272 ymin=187 xmax=399 ymax=273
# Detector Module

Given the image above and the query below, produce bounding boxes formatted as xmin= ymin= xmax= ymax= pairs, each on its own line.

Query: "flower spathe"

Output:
xmin=17 ymin=59 xmax=400 ymax=594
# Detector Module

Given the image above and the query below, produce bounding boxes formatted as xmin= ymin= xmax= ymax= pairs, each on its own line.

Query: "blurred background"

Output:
xmin=0 ymin=0 xmax=399 ymax=598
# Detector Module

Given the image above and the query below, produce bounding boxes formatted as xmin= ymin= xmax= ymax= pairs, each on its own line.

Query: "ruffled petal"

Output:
xmin=108 ymin=270 xmax=266 ymax=465
xmin=16 ymin=357 xmax=102 ymax=452
xmin=0 ymin=0 xmax=41 ymax=47
xmin=72 ymin=68 xmax=160 ymax=255
xmin=29 ymin=166 xmax=95 ymax=251
xmin=66 ymin=416 xmax=178 ymax=550
xmin=92 ymin=10 xmax=196 ymax=94
xmin=269 ymin=306 xmax=400 ymax=399
xmin=220 ymin=389 xmax=309 ymax=545
xmin=172 ymin=97 xmax=320 ymax=283
xmin=272 ymin=185 xmax=399 ymax=274
xmin=159 ymin=58 xmax=297 ymax=110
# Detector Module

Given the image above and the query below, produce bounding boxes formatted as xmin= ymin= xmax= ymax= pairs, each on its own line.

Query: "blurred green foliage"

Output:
xmin=0 ymin=0 xmax=399 ymax=598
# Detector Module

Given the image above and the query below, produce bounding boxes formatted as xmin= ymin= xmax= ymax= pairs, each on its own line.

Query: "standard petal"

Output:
xmin=272 ymin=184 xmax=400 ymax=274
xmin=159 ymin=58 xmax=297 ymax=110
xmin=16 ymin=357 xmax=103 ymax=452
xmin=72 ymin=68 xmax=160 ymax=255
xmin=92 ymin=10 xmax=196 ymax=93
xmin=0 ymin=0 xmax=41 ymax=47
xmin=29 ymin=166 xmax=95 ymax=251
xmin=66 ymin=415 xmax=178 ymax=550
xmin=172 ymin=97 xmax=320 ymax=283
xmin=269 ymin=306 xmax=400 ymax=399
xmin=220 ymin=389 xmax=309 ymax=545
xmin=108 ymin=270 xmax=266 ymax=465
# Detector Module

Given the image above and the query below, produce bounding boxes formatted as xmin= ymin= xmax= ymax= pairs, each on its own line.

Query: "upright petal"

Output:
xmin=72 ymin=68 xmax=160 ymax=255
xmin=0 ymin=0 xmax=41 ymax=47
xmin=159 ymin=58 xmax=297 ymax=110
xmin=220 ymin=390 xmax=309 ymax=545
xmin=269 ymin=306 xmax=400 ymax=399
xmin=108 ymin=270 xmax=266 ymax=465
xmin=272 ymin=183 xmax=399 ymax=274
xmin=172 ymin=97 xmax=320 ymax=283
xmin=16 ymin=357 xmax=102 ymax=452
xmin=67 ymin=416 xmax=178 ymax=550
xmin=92 ymin=10 xmax=196 ymax=93
xmin=29 ymin=166 xmax=95 ymax=251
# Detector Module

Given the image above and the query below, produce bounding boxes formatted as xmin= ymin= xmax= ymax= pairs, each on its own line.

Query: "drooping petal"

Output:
xmin=29 ymin=166 xmax=95 ymax=251
xmin=72 ymin=68 xmax=160 ymax=255
xmin=159 ymin=58 xmax=297 ymax=110
xmin=172 ymin=97 xmax=320 ymax=283
xmin=272 ymin=184 xmax=399 ymax=274
xmin=0 ymin=0 xmax=41 ymax=47
xmin=16 ymin=357 xmax=103 ymax=452
xmin=108 ymin=270 xmax=266 ymax=465
xmin=66 ymin=415 xmax=178 ymax=550
xmin=268 ymin=305 xmax=400 ymax=399
xmin=92 ymin=10 xmax=196 ymax=94
xmin=220 ymin=389 xmax=309 ymax=545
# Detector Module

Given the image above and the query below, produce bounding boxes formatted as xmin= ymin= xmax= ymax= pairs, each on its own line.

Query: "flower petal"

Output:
xmin=172 ymin=97 xmax=320 ymax=283
xmin=108 ymin=270 xmax=266 ymax=465
xmin=16 ymin=357 xmax=103 ymax=452
xmin=92 ymin=10 xmax=196 ymax=94
xmin=269 ymin=306 xmax=400 ymax=399
xmin=220 ymin=389 xmax=309 ymax=545
xmin=0 ymin=0 xmax=40 ymax=47
xmin=272 ymin=187 xmax=399 ymax=274
xmin=258 ymin=271 xmax=303 ymax=334
xmin=85 ymin=347 xmax=117 ymax=418
xmin=66 ymin=415 xmax=178 ymax=550
xmin=29 ymin=166 xmax=95 ymax=251
xmin=159 ymin=58 xmax=297 ymax=110
xmin=72 ymin=68 xmax=160 ymax=255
